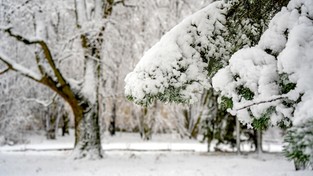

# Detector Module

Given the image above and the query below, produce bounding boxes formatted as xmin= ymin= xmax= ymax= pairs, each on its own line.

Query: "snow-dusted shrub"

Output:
xmin=284 ymin=119 xmax=313 ymax=170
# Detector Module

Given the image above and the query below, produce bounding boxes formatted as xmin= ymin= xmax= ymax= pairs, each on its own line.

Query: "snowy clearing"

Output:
xmin=0 ymin=151 xmax=311 ymax=176
xmin=0 ymin=131 xmax=312 ymax=176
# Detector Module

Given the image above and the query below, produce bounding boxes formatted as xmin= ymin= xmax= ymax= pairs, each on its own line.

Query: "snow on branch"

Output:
xmin=0 ymin=67 xmax=10 ymax=75
xmin=233 ymin=96 xmax=287 ymax=112
xmin=1 ymin=27 xmax=70 ymax=89
xmin=23 ymin=93 xmax=57 ymax=107
xmin=113 ymin=0 xmax=136 ymax=8
xmin=125 ymin=1 xmax=229 ymax=106
xmin=0 ymin=52 xmax=42 ymax=81
xmin=212 ymin=0 xmax=313 ymax=125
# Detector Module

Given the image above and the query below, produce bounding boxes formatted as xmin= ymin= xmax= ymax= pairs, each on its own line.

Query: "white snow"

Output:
xmin=0 ymin=131 xmax=312 ymax=176
xmin=0 ymin=131 xmax=279 ymax=153
xmin=81 ymin=60 xmax=97 ymax=103
xmin=1 ymin=151 xmax=311 ymax=176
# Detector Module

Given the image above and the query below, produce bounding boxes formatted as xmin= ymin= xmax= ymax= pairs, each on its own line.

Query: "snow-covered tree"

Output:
xmin=213 ymin=0 xmax=313 ymax=169
xmin=0 ymin=0 xmax=134 ymax=159
xmin=124 ymin=0 xmax=288 ymax=148
xmin=125 ymin=0 xmax=287 ymax=106
xmin=102 ymin=0 xmax=212 ymax=137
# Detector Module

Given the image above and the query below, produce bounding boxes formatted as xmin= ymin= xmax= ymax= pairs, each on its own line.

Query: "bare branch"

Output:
xmin=0 ymin=67 xmax=10 ymax=75
xmin=23 ymin=93 xmax=57 ymax=107
xmin=234 ymin=96 xmax=287 ymax=111
xmin=35 ymin=52 xmax=45 ymax=75
xmin=2 ymin=27 xmax=70 ymax=89
xmin=114 ymin=0 xmax=136 ymax=8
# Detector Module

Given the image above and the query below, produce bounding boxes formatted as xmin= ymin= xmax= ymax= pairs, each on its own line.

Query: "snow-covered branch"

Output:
xmin=125 ymin=1 xmax=228 ymax=106
xmin=0 ymin=52 xmax=42 ymax=81
xmin=0 ymin=67 xmax=10 ymax=75
xmin=1 ymin=27 xmax=70 ymax=90
xmin=213 ymin=0 xmax=313 ymax=126
xmin=234 ymin=96 xmax=287 ymax=111
xmin=114 ymin=0 xmax=136 ymax=8
xmin=23 ymin=93 xmax=57 ymax=107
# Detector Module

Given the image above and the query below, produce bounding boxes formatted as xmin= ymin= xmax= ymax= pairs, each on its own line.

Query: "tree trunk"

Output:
xmin=109 ymin=101 xmax=116 ymax=136
xmin=236 ymin=116 xmax=241 ymax=155
xmin=46 ymin=115 xmax=56 ymax=140
xmin=139 ymin=106 xmax=154 ymax=140
xmin=256 ymin=129 xmax=263 ymax=155
xmin=61 ymin=113 xmax=69 ymax=136
xmin=46 ymin=102 xmax=57 ymax=140
xmin=72 ymin=102 xmax=102 ymax=159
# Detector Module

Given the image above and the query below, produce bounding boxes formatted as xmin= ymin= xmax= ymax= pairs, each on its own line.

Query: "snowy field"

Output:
xmin=0 ymin=131 xmax=312 ymax=176
xmin=0 ymin=151 xmax=312 ymax=176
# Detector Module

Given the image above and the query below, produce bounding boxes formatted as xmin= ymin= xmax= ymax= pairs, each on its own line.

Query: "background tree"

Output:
xmin=0 ymin=0 xmax=214 ymax=156
xmin=0 ymin=0 xmax=133 ymax=159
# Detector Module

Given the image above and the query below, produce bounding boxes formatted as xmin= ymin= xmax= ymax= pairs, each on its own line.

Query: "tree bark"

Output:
xmin=256 ymin=129 xmax=263 ymax=155
xmin=109 ymin=100 xmax=116 ymax=136
xmin=236 ymin=116 xmax=241 ymax=155
xmin=72 ymin=101 xmax=102 ymax=159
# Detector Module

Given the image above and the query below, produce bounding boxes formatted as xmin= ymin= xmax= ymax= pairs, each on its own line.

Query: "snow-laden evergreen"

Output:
xmin=213 ymin=0 xmax=313 ymax=126
xmin=125 ymin=1 xmax=230 ymax=106
xmin=212 ymin=0 xmax=313 ymax=169
xmin=124 ymin=0 xmax=280 ymax=106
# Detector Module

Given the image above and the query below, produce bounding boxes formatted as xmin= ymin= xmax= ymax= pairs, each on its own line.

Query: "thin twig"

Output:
xmin=235 ymin=96 xmax=286 ymax=111
xmin=0 ymin=67 xmax=10 ymax=75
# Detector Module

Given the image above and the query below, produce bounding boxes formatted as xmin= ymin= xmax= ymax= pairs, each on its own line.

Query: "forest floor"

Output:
xmin=0 ymin=130 xmax=312 ymax=176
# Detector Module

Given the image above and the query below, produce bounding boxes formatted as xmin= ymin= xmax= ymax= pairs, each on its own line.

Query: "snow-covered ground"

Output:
xmin=0 ymin=130 xmax=312 ymax=176
xmin=0 ymin=151 xmax=312 ymax=176
xmin=0 ymin=128 xmax=284 ymax=152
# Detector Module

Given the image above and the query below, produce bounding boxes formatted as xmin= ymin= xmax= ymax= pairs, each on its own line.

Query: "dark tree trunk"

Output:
xmin=139 ymin=107 xmax=154 ymax=140
xmin=256 ymin=129 xmax=263 ymax=154
xmin=61 ymin=113 xmax=69 ymax=136
xmin=109 ymin=101 xmax=116 ymax=136
xmin=46 ymin=102 xmax=57 ymax=140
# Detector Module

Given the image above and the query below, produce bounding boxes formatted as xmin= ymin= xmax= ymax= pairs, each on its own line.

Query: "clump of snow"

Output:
xmin=213 ymin=47 xmax=279 ymax=123
xmin=125 ymin=1 xmax=230 ymax=106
